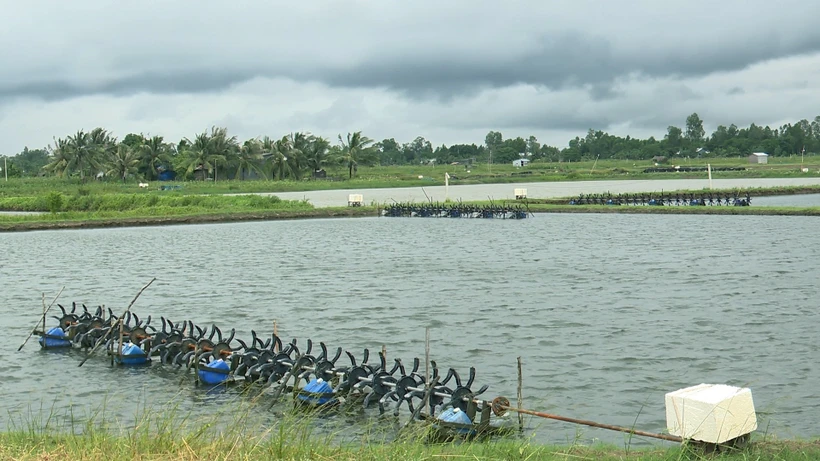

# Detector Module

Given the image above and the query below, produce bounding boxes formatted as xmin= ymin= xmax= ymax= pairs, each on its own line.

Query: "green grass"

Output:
xmin=2 ymin=396 xmax=817 ymax=461
xmin=3 ymin=167 xmax=820 ymax=233
xmin=0 ymin=192 xmax=312 ymax=213
xmin=3 ymin=156 xmax=820 ymax=198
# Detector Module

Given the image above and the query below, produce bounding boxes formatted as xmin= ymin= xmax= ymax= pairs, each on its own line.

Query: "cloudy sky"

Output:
xmin=2 ymin=0 xmax=820 ymax=154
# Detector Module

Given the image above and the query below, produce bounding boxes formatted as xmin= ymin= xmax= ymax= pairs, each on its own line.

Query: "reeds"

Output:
xmin=2 ymin=393 xmax=817 ymax=460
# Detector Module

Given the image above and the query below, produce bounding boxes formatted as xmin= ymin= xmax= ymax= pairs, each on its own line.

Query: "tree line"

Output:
xmin=3 ymin=113 xmax=820 ymax=180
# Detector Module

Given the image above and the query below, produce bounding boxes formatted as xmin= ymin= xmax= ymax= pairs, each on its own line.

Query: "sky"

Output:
xmin=2 ymin=0 xmax=820 ymax=154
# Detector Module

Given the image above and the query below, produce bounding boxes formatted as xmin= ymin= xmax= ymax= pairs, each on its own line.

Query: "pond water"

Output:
xmin=2 ymin=214 xmax=819 ymax=445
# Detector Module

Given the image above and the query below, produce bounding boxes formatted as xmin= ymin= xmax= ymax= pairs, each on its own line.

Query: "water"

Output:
xmin=2 ymin=215 xmax=819 ymax=445
xmin=754 ymin=194 xmax=820 ymax=207
xmin=260 ymin=177 xmax=820 ymax=207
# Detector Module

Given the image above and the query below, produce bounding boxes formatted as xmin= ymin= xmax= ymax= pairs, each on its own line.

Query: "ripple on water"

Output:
xmin=1 ymin=215 xmax=819 ymax=444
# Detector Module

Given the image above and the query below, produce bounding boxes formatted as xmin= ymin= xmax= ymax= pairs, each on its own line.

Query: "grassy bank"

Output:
xmin=527 ymin=185 xmax=820 ymax=205
xmin=3 ymin=156 xmax=820 ymax=197
xmin=1 ymin=425 xmax=817 ymax=460
xmin=0 ymin=192 xmax=339 ymax=231
xmin=4 ymin=202 xmax=820 ymax=233
xmin=521 ymin=204 xmax=820 ymax=216
xmin=2 ymin=181 xmax=820 ymax=233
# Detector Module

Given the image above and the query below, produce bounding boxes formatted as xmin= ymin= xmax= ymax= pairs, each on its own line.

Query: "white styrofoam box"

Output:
xmin=514 ymin=188 xmax=527 ymax=197
xmin=665 ymin=384 xmax=757 ymax=444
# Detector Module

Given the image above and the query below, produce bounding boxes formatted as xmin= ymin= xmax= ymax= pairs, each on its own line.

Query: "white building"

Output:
xmin=512 ymin=158 xmax=530 ymax=167
xmin=748 ymin=152 xmax=768 ymax=164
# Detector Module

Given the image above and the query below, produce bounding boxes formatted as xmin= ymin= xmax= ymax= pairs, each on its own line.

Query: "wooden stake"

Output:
xmin=17 ymin=286 xmax=65 ymax=351
xmin=517 ymin=356 xmax=524 ymax=433
xmin=424 ymin=326 xmax=430 ymax=415
xmin=80 ymin=278 xmax=156 ymax=367
xmin=273 ymin=320 xmax=279 ymax=352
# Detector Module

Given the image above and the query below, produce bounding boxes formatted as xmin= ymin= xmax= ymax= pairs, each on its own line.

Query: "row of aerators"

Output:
xmin=569 ymin=192 xmax=751 ymax=207
xmin=381 ymin=202 xmax=529 ymax=219
xmin=35 ymin=303 xmax=514 ymax=439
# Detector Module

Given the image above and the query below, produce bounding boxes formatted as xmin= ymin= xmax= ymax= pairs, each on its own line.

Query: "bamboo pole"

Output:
xmin=80 ymin=278 xmax=156 ymax=367
xmin=118 ymin=278 xmax=156 ymax=361
xmin=493 ymin=400 xmax=683 ymax=443
xmin=517 ymin=356 xmax=524 ymax=433
xmin=273 ymin=320 xmax=278 ymax=352
xmin=424 ymin=326 xmax=430 ymax=415
xmin=404 ymin=375 xmax=439 ymax=431
xmin=18 ymin=286 xmax=65 ymax=351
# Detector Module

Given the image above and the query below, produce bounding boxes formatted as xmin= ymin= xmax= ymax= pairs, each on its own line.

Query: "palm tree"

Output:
xmin=269 ymin=136 xmax=295 ymax=180
xmin=177 ymin=132 xmax=224 ymax=180
xmin=285 ymin=132 xmax=309 ymax=180
xmin=337 ymin=131 xmax=376 ymax=179
xmin=305 ymin=136 xmax=330 ymax=178
xmin=207 ymin=126 xmax=238 ymax=181
xmin=44 ymin=137 xmax=73 ymax=177
xmin=64 ymin=130 xmax=97 ymax=181
xmin=235 ymin=139 xmax=266 ymax=180
xmin=139 ymin=135 xmax=172 ymax=180
xmin=104 ymin=144 xmax=141 ymax=182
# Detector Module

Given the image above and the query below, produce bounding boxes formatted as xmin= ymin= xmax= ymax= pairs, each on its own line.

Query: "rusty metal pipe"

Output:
xmin=497 ymin=402 xmax=683 ymax=443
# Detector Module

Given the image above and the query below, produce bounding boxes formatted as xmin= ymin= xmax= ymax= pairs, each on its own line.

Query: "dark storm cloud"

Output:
xmin=0 ymin=70 xmax=259 ymax=101
xmin=2 ymin=0 xmax=820 ymax=103
xmin=318 ymin=32 xmax=820 ymax=99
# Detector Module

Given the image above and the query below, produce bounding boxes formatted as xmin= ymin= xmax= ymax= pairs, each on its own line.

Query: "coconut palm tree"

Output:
xmin=269 ymin=136 xmax=295 ymax=181
xmin=284 ymin=132 xmax=310 ymax=180
xmin=44 ymin=137 xmax=73 ymax=177
xmin=207 ymin=126 xmax=238 ymax=181
xmin=139 ymin=135 xmax=172 ymax=180
xmin=305 ymin=136 xmax=330 ymax=178
xmin=104 ymin=144 xmax=141 ymax=182
xmin=337 ymin=131 xmax=376 ymax=179
xmin=64 ymin=130 xmax=98 ymax=181
xmin=235 ymin=139 xmax=266 ymax=180
xmin=177 ymin=132 xmax=225 ymax=180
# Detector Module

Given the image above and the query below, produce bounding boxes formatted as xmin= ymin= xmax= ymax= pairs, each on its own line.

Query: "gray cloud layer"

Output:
xmin=3 ymin=0 xmax=820 ymax=102
xmin=2 ymin=0 xmax=820 ymax=153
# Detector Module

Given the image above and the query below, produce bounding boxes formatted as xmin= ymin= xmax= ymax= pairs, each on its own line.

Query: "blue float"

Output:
xmin=116 ymin=342 xmax=149 ymax=366
xmin=435 ymin=407 xmax=476 ymax=435
xmin=198 ymin=358 xmax=231 ymax=385
xmin=296 ymin=378 xmax=338 ymax=406
xmin=38 ymin=327 xmax=72 ymax=349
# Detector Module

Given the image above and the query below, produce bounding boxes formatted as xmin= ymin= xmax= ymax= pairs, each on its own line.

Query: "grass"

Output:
xmin=0 ymin=192 xmax=334 ymax=231
xmin=2 ymin=395 xmax=818 ymax=461
xmin=2 ymin=155 xmax=820 ymax=198
xmin=3 ymin=164 xmax=820 ymax=233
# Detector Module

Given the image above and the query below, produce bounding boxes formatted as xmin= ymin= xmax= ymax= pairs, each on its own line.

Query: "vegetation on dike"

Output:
xmin=523 ymin=204 xmax=820 ymax=216
xmin=3 ymin=431 xmax=819 ymax=461
xmin=4 ymin=113 xmax=820 ymax=184
xmin=1 ymin=399 xmax=817 ymax=461
xmin=0 ymin=191 xmax=311 ymax=213
xmin=3 ymin=155 xmax=820 ymax=199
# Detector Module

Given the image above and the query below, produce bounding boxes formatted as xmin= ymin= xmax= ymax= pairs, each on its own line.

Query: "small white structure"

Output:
xmin=748 ymin=152 xmax=768 ymax=164
xmin=348 ymin=194 xmax=363 ymax=207
xmin=512 ymin=158 xmax=530 ymax=167
xmin=514 ymin=188 xmax=527 ymax=199
xmin=665 ymin=384 xmax=757 ymax=444
xmin=138 ymin=182 xmax=149 ymax=188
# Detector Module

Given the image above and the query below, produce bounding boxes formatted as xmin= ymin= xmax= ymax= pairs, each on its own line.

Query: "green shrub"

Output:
xmin=45 ymin=191 xmax=64 ymax=213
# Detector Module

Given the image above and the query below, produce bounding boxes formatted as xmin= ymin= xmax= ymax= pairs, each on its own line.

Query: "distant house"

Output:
xmin=512 ymin=158 xmax=530 ymax=167
xmin=157 ymin=168 xmax=177 ymax=181
xmin=193 ymin=164 xmax=210 ymax=180
xmin=748 ymin=152 xmax=768 ymax=164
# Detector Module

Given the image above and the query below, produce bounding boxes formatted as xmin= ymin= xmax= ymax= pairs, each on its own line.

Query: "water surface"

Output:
xmin=2 ymin=214 xmax=818 ymax=445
